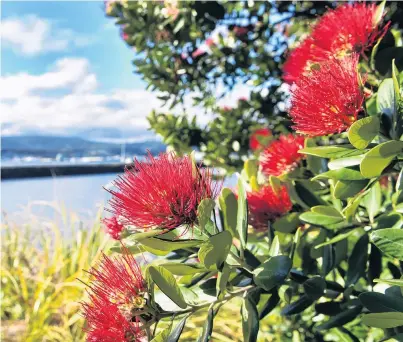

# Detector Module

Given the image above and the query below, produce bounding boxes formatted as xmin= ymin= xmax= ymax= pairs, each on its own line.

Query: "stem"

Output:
xmin=159 ymin=285 xmax=255 ymax=318
xmin=229 ymin=251 xmax=254 ymax=274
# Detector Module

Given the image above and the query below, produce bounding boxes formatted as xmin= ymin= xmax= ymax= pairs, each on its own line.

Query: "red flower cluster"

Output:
xmin=82 ymin=252 xmax=146 ymax=342
xmin=312 ymin=3 xmax=388 ymax=57
xmin=283 ymin=2 xmax=387 ymax=84
xmin=290 ymin=54 xmax=365 ymax=136
xmin=103 ymin=216 xmax=124 ymax=240
xmin=83 ymin=296 xmax=142 ymax=342
xmin=283 ymin=37 xmax=329 ymax=85
xmin=247 ymin=185 xmax=292 ymax=229
xmin=260 ymin=134 xmax=305 ymax=177
xmin=249 ymin=128 xmax=272 ymax=151
xmin=108 ymin=152 xmax=220 ymax=230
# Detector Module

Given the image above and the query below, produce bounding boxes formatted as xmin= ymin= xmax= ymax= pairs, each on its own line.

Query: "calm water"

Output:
xmin=1 ymin=172 xmax=237 ymax=224
xmin=1 ymin=173 xmax=116 ymax=224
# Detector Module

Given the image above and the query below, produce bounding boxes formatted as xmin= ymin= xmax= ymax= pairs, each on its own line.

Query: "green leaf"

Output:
xmin=216 ymin=263 xmax=231 ymax=298
xmin=375 ymin=213 xmax=403 ymax=229
xmin=333 ymin=180 xmax=369 ymax=200
xmin=281 ymin=295 xmax=314 ymax=316
xmin=315 ymin=301 xmax=343 ymax=316
xmin=236 ymin=179 xmax=248 ymax=250
xmin=328 ymin=155 xmax=366 ymax=170
xmin=259 ymin=290 xmax=280 ymax=319
xmin=316 ymin=306 xmax=362 ymax=331
xmin=299 ymin=146 xmax=362 ymax=159
xmin=198 ymin=199 xmax=216 ymax=232
xmin=273 ymin=213 xmax=300 ymax=233
xmin=140 ymin=238 xmax=202 ymax=256
xmin=294 ymin=181 xmax=327 ymax=207
xmin=371 ymin=228 xmax=403 ymax=260
xmin=167 ymin=314 xmax=190 ymax=342
xmin=269 ymin=235 xmax=281 ymax=257
xmin=173 ymin=17 xmax=185 ymax=34
xmin=125 ymin=230 xmax=165 ymax=241
xmin=315 ymin=230 xmax=356 ymax=249
xmin=334 ymin=238 xmax=349 ymax=267
xmin=278 ymin=285 xmax=293 ymax=304
xmin=299 ymin=212 xmax=344 ymax=227
xmin=383 ymin=334 xmax=403 ymax=342
xmin=348 ymin=116 xmax=380 ymax=149
xmin=359 ymin=292 xmax=403 ymax=312
xmin=253 ymin=255 xmax=292 ymax=291
xmin=244 ymin=159 xmax=258 ymax=180
xmin=198 ymin=231 xmax=232 ymax=269
xmin=219 ymin=188 xmax=238 ymax=237
xmin=197 ymin=307 xmax=215 ymax=342
xmin=397 ymin=168 xmax=403 ymax=192
xmin=362 ymin=182 xmax=382 ymax=222
xmin=151 ymin=324 xmax=172 ymax=342
xmin=374 ymin=278 xmax=403 ymax=287
xmin=311 ymin=205 xmax=343 ymax=218
xmin=346 ymin=234 xmax=369 ymax=287
xmin=303 ymin=276 xmax=326 ymax=300
xmin=392 ymin=59 xmax=401 ymax=97
xmin=360 ymin=141 xmax=403 ymax=178
xmin=377 ymin=78 xmax=396 ymax=115
xmin=343 ymin=191 xmax=368 ymax=223
xmin=362 ymin=312 xmax=403 ymax=328
xmin=305 ymin=138 xmax=324 ymax=175
xmin=321 ymin=244 xmax=336 ymax=277
xmin=312 ymin=168 xmax=366 ymax=181
xmin=373 ymin=0 xmax=386 ymax=26
xmin=161 ymin=263 xmax=207 ymax=276
xmin=148 ymin=266 xmax=187 ymax=309
xmin=241 ymin=296 xmax=259 ymax=342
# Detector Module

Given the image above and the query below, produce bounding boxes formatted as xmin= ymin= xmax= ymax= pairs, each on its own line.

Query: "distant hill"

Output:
xmin=1 ymin=135 xmax=166 ymax=160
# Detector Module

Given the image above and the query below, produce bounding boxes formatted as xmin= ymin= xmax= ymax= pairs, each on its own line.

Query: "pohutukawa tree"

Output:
xmin=80 ymin=1 xmax=403 ymax=341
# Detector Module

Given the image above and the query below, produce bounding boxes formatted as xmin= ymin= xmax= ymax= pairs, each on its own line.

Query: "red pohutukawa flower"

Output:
xmin=83 ymin=295 xmax=143 ymax=342
xmin=312 ymin=2 xmax=389 ymax=57
xmin=290 ymin=54 xmax=365 ymax=136
xmin=103 ymin=216 xmax=124 ymax=240
xmin=82 ymin=252 xmax=146 ymax=341
xmin=247 ymin=185 xmax=292 ymax=229
xmin=283 ymin=2 xmax=388 ymax=84
xmin=249 ymin=128 xmax=272 ymax=151
xmin=108 ymin=152 xmax=220 ymax=230
xmin=283 ymin=37 xmax=329 ymax=85
xmin=260 ymin=134 xmax=305 ymax=177
xmin=85 ymin=252 xmax=146 ymax=307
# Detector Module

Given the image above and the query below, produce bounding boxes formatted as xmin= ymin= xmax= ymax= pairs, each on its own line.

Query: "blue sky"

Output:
xmin=1 ymin=1 xmax=145 ymax=89
xmin=1 ymin=1 xmax=160 ymax=140
xmin=1 ymin=1 xmax=247 ymax=140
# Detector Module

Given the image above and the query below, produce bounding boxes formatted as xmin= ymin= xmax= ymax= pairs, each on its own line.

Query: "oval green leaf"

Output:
xmin=303 ymin=276 xmax=326 ymax=300
xmin=348 ymin=116 xmax=380 ymax=149
xmin=360 ymin=141 xmax=403 ymax=178
xmin=236 ymin=178 xmax=248 ymax=250
xmin=333 ymin=180 xmax=369 ymax=200
xmin=219 ymin=188 xmax=238 ymax=237
xmin=253 ymin=255 xmax=292 ymax=291
xmin=371 ymin=228 xmax=403 ymax=260
xmin=362 ymin=312 xmax=403 ymax=328
xmin=198 ymin=230 xmax=232 ymax=269
xmin=148 ymin=266 xmax=187 ymax=309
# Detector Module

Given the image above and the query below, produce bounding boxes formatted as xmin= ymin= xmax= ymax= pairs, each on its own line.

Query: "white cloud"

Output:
xmin=0 ymin=57 xmax=251 ymax=139
xmin=0 ymin=57 xmax=164 ymax=135
xmin=0 ymin=15 xmax=92 ymax=56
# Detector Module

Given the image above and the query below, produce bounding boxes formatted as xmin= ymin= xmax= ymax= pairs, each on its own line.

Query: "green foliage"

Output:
xmin=1 ymin=206 xmax=107 ymax=342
